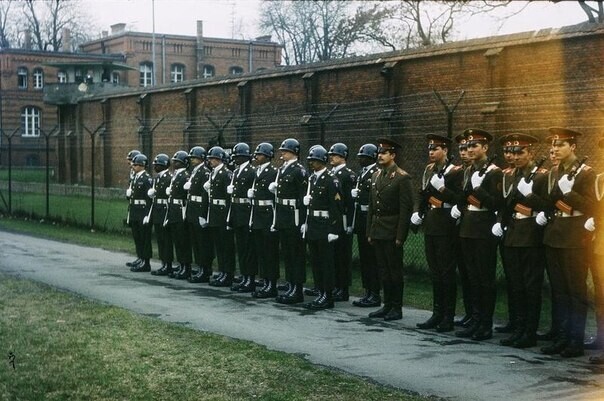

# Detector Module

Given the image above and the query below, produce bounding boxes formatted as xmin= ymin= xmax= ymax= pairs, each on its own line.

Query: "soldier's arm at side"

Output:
xmin=396 ymin=173 xmax=414 ymax=245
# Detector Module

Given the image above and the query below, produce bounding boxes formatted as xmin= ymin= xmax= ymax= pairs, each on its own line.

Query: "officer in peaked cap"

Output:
xmin=453 ymin=128 xmax=503 ymax=341
xmin=366 ymin=138 xmax=414 ymax=321
xmin=540 ymin=127 xmax=596 ymax=358
xmin=493 ymin=133 xmax=548 ymax=348
xmin=412 ymin=134 xmax=463 ymax=332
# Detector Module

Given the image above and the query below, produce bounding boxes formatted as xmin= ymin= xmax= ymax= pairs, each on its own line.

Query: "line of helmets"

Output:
xmin=126 ymin=139 xmax=380 ymax=168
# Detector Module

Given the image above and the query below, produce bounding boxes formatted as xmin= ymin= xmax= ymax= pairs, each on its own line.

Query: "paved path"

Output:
xmin=1 ymin=230 xmax=604 ymax=401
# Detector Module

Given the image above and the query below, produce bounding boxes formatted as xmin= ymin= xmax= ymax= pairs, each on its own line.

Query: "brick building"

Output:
xmin=0 ymin=20 xmax=282 ymax=168
xmin=54 ymin=22 xmax=604 ymax=189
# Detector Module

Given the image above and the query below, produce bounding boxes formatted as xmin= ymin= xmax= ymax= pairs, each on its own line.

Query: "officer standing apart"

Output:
xmin=351 ymin=144 xmax=381 ymax=308
xmin=538 ymin=127 xmax=596 ymax=358
xmin=148 ymin=154 xmax=174 ymax=276
xmin=228 ymin=143 xmax=258 ymax=293
xmin=184 ymin=147 xmax=215 ymax=283
xmin=302 ymin=145 xmax=343 ymax=310
xmin=270 ymin=139 xmax=308 ymax=300
xmin=328 ymin=143 xmax=356 ymax=302
xmin=164 ymin=151 xmax=192 ymax=279
xmin=248 ymin=143 xmax=282 ymax=300
xmin=492 ymin=134 xmax=548 ymax=348
xmin=453 ymin=129 xmax=503 ymax=341
xmin=367 ymin=138 xmax=414 ymax=321
xmin=411 ymin=134 xmax=463 ymax=332
xmin=205 ymin=146 xmax=237 ymax=287
xmin=128 ymin=154 xmax=153 ymax=272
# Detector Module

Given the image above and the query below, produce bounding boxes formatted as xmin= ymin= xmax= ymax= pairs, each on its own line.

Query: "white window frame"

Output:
xmin=18 ymin=67 xmax=28 ymax=89
xmin=202 ymin=65 xmax=214 ymax=79
xmin=111 ymin=72 xmax=120 ymax=84
xmin=139 ymin=62 xmax=153 ymax=87
xmin=229 ymin=66 xmax=243 ymax=75
xmin=57 ymin=70 xmax=67 ymax=83
xmin=33 ymin=68 xmax=44 ymax=89
xmin=171 ymin=64 xmax=185 ymax=83
xmin=21 ymin=107 xmax=41 ymax=137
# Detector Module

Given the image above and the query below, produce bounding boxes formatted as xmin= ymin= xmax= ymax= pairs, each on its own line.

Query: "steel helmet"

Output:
xmin=188 ymin=146 xmax=207 ymax=160
xmin=278 ymin=138 xmax=300 ymax=155
xmin=232 ymin=142 xmax=251 ymax=158
xmin=127 ymin=149 xmax=141 ymax=161
xmin=307 ymin=145 xmax=328 ymax=163
xmin=207 ymin=146 xmax=226 ymax=161
xmin=254 ymin=142 xmax=274 ymax=158
xmin=131 ymin=154 xmax=148 ymax=167
xmin=357 ymin=144 xmax=378 ymax=161
xmin=152 ymin=153 xmax=170 ymax=167
xmin=328 ymin=143 xmax=348 ymax=159
xmin=171 ymin=150 xmax=189 ymax=166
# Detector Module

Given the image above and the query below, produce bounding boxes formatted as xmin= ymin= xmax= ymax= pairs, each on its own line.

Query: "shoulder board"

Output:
xmin=537 ymin=168 xmax=548 ymax=174
xmin=427 ymin=163 xmax=435 ymax=169
xmin=396 ymin=168 xmax=408 ymax=176
xmin=583 ymin=165 xmax=593 ymax=171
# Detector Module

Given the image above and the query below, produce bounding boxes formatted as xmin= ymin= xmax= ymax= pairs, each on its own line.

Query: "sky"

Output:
xmin=81 ymin=0 xmax=590 ymax=42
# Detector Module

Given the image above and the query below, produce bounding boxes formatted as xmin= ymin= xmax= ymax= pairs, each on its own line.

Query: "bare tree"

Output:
xmin=0 ymin=0 xmax=18 ymax=49
xmin=576 ymin=0 xmax=604 ymax=23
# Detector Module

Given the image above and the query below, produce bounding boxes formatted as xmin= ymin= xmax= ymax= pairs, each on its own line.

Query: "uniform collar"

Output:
xmin=314 ymin=167 xmax=327 ymax=179
xmin=332 ymin=163 xmax=346 ymax=173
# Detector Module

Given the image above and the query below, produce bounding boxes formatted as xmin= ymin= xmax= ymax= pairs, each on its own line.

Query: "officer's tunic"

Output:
xmin=129 ymin=169 xmax=153 ymax=261
xmin=185 ymin=163 xmax=215 ymax=270
xmin=151 ymin=169 xmax=173 ymax=265
xmin=208 ymin=163 xmax=236 ymax=274
xmin=331 ymin=164 xmax=356 ymax=290
xmin=165 ymin=167 xmax=192 ymax=265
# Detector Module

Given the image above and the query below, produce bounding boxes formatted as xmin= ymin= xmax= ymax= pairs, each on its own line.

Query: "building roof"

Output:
xmin=43 ymin=60 xmax=136 ymax=71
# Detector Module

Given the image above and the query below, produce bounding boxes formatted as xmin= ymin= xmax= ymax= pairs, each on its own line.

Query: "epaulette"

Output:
xmin=397 ymin=168 xmax=408 ymax=176
xmin=583 ymin=165 xmax=593 ymax=171
xmin=450 ymin=165 xmax=462 ymax=172
xmin=427 ymin=162 xmax=435 ymax=169
xmin=537 ymin=167 xmax=548 ymax=174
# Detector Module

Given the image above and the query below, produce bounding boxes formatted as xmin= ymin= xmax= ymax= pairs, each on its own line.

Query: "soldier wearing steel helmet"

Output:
xmin=128 ymin=153 xmax=153 ymax=272
xmin=125 ymin=149 xmax=143 ymax=268
xmin=184 ymin=146 xmax=215 ymax=283
xmin=148 ymin=153 xmax=174 ymax=276
xmin=164 ymin=150 xmax=193 ymax=280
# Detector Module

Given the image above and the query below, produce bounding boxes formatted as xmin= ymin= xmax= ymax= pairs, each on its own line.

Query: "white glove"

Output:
xmin=410 ymin=212 xmax=424 ymax=226
xmin=585 ymin=217 xmax=596 ymax=232
xmin=300 ymin=223 xmax=307 ymax=236
xmin=268 ymin=182 xmax=278 ymax=194
xmin=147 ymin=188 xmax=156 ymax=198
xmin=345 ymin=226 xmax=353 ymax=235
xmin=183 ymin=181 xmax=191 ymax=191
xmin=247 ymin=188 xmax=255 ymax=198
xmin=491 ymin=222 xmax=504 ymax=237
xmin=430 ymin=174 xmax=445 ymax=191
xmin=142 ymin=215 xmax=150 ymax=225
xmin=303 ymin=195 xmax=312 ymax=206
xmin=450 ymin=205 xmax=461 ymax=219
xmin=536 ymin=211 xmax=548 ymax=226
xmin=351 ymin=188 xmax=360 ymax=198
xmin=270 ymin=225 xmax=277 ymax=232
xmin=126 ymin=188 xmax=132 ymax=197
xmin=165 ymin=187 xmax=172 ymax=196
xmin=226 ymin=184 xmax=234 ymax=194
xmin=471 ymin=171 xmax=485 ymax=189
xmin=328 ymin=233 xmax=339 ymax=242
xmin=517 ymin=179 xmax=533 ymax=197
xmin=198 ymin=216 xmax=208 ymax=227
xmin=558 ymin=174 xmax=574 ymax=195
xmin=202 ymin=181 xmax=211 ymax=192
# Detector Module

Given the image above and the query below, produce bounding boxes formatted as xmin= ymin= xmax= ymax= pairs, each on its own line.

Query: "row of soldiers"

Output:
xmin=124 ymin=127 xmax=603 ymax=362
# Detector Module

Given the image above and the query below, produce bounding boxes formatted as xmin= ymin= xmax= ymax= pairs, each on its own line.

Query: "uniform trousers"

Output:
xmin=153 ymin=223 xmax=173 ymax=263
xmin=546 ymin=246 xmax=589 ymax=343
xmin=500 ymin=243 xmax=518 ymax=326
xmin=460 ymin=237 xmax=497 ymax=328
xmin=308 ymin=239 xmax=335 ymax=293
xmin=234 ymin=226 xmax=257 ymax=276
xmin=357 ymin=230 xmax=380 ymax=294
xmin=131 ymin=220 xmax=152 ymax=260
xmin=455 ymin=235 xmax=473 ymax=318
xmin=253 ymin=229 xmax=279 ymax=280
xmin=279 ymin=228 xmax=306 ymax=284
xmin=504 ymin=246 xmax=545 ymax=335
xmin=334 ymin=233 xmax=353 ymax=288
xmin=211 ymin=226 xmax=236 ymax=273
xmin=372 ymin=239 xmax=404 ymax=310
xmin=189 ymin=222 xmax=214 ymax=269
xmin=424 ymin=234 xmax=457 ymax=319
xmin=166 ymin=221 xmax=191 ymax=264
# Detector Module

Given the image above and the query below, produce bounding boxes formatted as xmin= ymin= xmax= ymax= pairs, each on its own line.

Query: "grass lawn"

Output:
xmin=0 ymin=274 xmax=427 ymax=401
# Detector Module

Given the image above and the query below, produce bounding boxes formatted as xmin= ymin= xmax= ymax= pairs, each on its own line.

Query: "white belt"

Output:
xmin=277 ymin=198 xmax=297 ymax=206
xmin=312 ymin=210 xmax=329 ymax=218
xmin=189 ymin=195 xmax=203 ymax=203
xmin=232 ymin=197 xmax=250 ymax=204
xmin=430 ymin=202 xmax=453 ymax=209
xmin=253 ymin=200 xmax=273 ymax=206
xmin=171 ymin=199 xmax=184 ymax=205
xmin=212 ymin=199 xmax=227 ymax=206
xmin=513 ymin=212 xmax=537 ymax=220
xmin=155 ymin=199 xmax=168 ymax=205
xmin=359 ymin=204 xmax=369 ymax=212
xmin=133 ymin=199 xmax=147 ymax=205
xmin=467 ymin=205 xmax=489 ymax=212
xmin=554 ymin=210 xmax=584 ymax=218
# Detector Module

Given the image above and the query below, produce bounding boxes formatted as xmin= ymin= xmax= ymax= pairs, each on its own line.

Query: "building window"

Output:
xmin=57 ymin=70 xmax=67 ymax=83
xmin=171 ymin=64 xmax=185 ymax=83
xmin=75 ymin=69 xmax=83 ymax=83
xmin=33 ymin=68 xmax=44 ymax=89
xmin=202 ymin=65 xmax=215 ymax=79
xmin=230 ymin=66 xmax=243 ymax=75
xmin=112 ymin=72 xmax=120 ymax=84
xmin=21 ymin=107 xmax=41 ymax=137
xmin=18 ymin=67 xmax=28 ymax=89
xmin=232 ymin=48 xmax=241 ymax=57
xmin=139 ymin=62 xmax=153 ymax=87
xmin=203 ymin=46 xmax=212 ymax=55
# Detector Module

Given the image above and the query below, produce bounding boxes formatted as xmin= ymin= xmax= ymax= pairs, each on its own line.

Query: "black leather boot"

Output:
xmin=333 ymin=287 xmax=349 ymax=302
xmin=352 ymin=290 xmax=371 ymax=307
xmin=169 ymin=264 xmax=183 ymax=278
xmin=209 ymin=272 xmax=232 ymax=287
xmin=252 ymin=279 xmax=277 ymax=298
xmin=126 ymin=258 xmax=142 ymax=267
xmin=175 ymin=264 xmax=191 ymax=280
xmin=276 ymin=284 xmax=304 ymax=304
xmin=231 ymin=275 xmax=247 ymax=291
xmin=131 ymin=259 xmax=151 ymax=272
xmin=238 ymin=275 xmax=256 ymax=293
xmin=500 ymin=329 xmax=524 ymax=346
xmin=416 ymin=313 xmax=443 ymax=329
xmin=456 ymin=321 xmax=480 ymax=338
